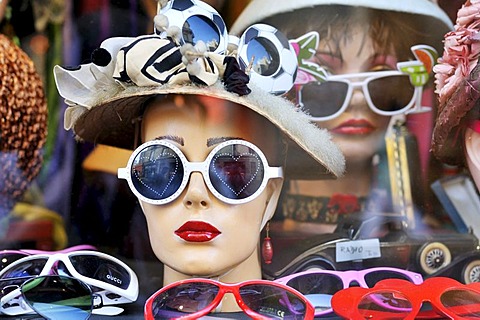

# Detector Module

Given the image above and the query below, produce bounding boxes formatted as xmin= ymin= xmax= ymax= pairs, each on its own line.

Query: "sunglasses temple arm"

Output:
xmin=267 ymin=167 xmax=284 ymax=179
xmin=118 ymin=167 xmax=128 ymax=179
xmin=0 ymin=289 xmax=34 ymax=316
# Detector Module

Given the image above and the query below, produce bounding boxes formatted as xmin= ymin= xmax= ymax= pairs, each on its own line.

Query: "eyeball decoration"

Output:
xmin=237 ymin=24 xmax=298 ymax=96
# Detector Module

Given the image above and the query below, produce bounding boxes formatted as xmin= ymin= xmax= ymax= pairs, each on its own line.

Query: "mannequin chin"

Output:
xmin=465 ymin=128 xmax=480 ymax=191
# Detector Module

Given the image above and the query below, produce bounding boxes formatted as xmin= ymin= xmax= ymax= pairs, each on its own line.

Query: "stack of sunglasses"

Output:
xmin=0 ymin=246 xmax=138 ymax=319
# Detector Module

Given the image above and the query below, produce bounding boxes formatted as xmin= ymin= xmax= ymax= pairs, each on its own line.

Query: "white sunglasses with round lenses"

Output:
xmin=118 ymin=139 xmax=283 ymax=205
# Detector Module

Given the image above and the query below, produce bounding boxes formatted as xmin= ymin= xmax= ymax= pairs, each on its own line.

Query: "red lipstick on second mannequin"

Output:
xmin=331 ymin=118 xmax=376 ymax=135
xmin=175 ymin=221 xmax=221 ymax=242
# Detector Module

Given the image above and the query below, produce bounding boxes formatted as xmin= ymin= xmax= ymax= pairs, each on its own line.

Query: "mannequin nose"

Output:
xmin=348 ymin=88 xmax=369 ymax=112
xmin=183 ymin=172 xmax=211 ymax=209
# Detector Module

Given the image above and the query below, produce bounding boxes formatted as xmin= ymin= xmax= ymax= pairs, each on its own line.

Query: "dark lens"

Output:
xmin=0 ymin=252 xmax=28 ymax=270
xmin=286 ymin=273 xmax=343 ymax=313
xmin=183 ymin=15 xmax=220 ymax=51
xmin=441 ymin=289 xmax=480 ymax=318
xmin=358 ymin=291 xmax=411 ymax=319
xmin=0 ymin=257 xmax=48 ymax=279
xmin=247 ymin=37 xmax=280 ymax=76
xmin=69 ymin=255 xmax=130 ymax=290
xmin=131 ymin=144 xmax=184 ymax=201
xmin=22 ymin=275 xmax=92 ymax=320
xmin=299 ymin=81 xmax=348 ymax=118
xmin=209 ymin=144 xmax=265 ymax=200
xmin=364 ymin=270 xmax=414 ymax=287
xmin=240 ymin=284 xmax=308 ymax=319
xmin=368 ymin=75 xmax=414 ymax=112
xmin=151 ymin=283 xmax=219 ymax=319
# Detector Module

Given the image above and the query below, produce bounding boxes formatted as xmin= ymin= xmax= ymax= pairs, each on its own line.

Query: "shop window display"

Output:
xmin=3 ymin=0 xmax=480 ymax=319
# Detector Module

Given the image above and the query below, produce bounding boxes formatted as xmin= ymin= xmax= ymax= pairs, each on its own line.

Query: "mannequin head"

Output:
xmin=432 ymin=1 xmax=480 ymax=190
xmin=55 ymin=1 xmax=345 ymax=302
xmin=137 ymin=95 xmax=283 ymax=284
xmin=232 ymin=1 xmax=451 ymax=167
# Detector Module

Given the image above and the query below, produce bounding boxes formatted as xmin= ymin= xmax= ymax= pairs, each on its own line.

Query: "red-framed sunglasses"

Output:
xmin=331 ymin=276 xmax=480 ymax=319
xmin=144 ymin=278 xmax=315 ymax=319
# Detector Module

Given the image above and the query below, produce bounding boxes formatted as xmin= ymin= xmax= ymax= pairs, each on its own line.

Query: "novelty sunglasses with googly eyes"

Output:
xmin=118 ymin=139 xmax=283 ymax=205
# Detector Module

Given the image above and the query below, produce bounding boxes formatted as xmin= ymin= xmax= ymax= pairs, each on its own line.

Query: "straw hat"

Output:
xmin=230 ymin=0 xmax=453 ymax=35
xmin=0 ymin=34 xmax=47 ymax=215
xmin=54 ymin=1 xmax=345 ymax=179
xmin=432 ymin=1 xmax=480 ymax=165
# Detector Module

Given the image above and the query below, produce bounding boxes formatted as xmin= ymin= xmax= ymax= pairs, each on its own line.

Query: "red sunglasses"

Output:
xmin=144 ymin=278 xmax=315 ymax=319
xmin=331 ymin=277 xmax=480 ymax=319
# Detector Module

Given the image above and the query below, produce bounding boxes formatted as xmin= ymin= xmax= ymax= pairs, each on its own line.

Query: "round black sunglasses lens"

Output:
xmin=240 ymin=284 xmax=308 ymax=319
xmin=131 ymin=144 xmax=184 ymax=201
xmin=152 ymin=283 xmax=219 ymax=319
xmin=300 ymin=81 xmax=348 ymax=118
xmin=247 ymin=37 xmax=280 ymax=77
xmin=368 ymin=75 xmax=414 ymax=112
xmin=209 ymin=144 xmax=265 ymax=200
xmin=22 ymin=275 xmax=92 ymax=320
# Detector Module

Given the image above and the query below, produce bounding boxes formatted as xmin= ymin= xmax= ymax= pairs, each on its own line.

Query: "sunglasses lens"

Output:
xmin=151 ymin=283 xmax=219 ymax=319
xmin=247 ymin=37 xmax=280 ymax=77
xmin=209 ymin=143 xmax=265 ymax=200
xmin=358 ymin=291 xmax=411 ymax=319
xmin=300 ymin=81 xmax=348 ymax=119
xmin=69 ymin=255 xmax=130 ymax=290
xmin=0 ymin=252 xmax=28 ymax=271
xmin=0 ymin=257 xmax=48 ymax=279
xmin=183 ymin=15 xmax=220 ymax=52
xmin=285 ymin=273 xmax=343 ymax=313
xmin=441 ymin=289 xmax=480 ymax=317
xmin=22 ymin=275 xmax=92 ymax=320
xmin=368 ymin=75 xmax=414 ymax=113
xmin=130 ymin=144 xmax=184 ymax=201
xmin=240 ymin=284 xmax=309 ymax=319
xmin=364 ymin=270 xmax=416 ymax=287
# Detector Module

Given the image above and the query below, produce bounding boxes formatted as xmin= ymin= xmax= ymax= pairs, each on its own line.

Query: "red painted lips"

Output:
xmin=175 ymin=221 xmax=221 ymax=242
xmin=331 ymin=118 xmax=376 ymax=135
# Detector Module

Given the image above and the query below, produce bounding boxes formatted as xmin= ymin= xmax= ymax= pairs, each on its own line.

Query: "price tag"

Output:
xmin=336 ymin=239 xmax=381 ymax=262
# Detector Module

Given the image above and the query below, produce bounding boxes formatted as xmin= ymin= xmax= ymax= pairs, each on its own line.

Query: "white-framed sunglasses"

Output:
xmin=297 ymin=70 xmax=418 ymax=121
xmin=0 ymin=250 xmax=138 ymax=317
xmin=118 ymin=139 xmax=283 ymax=205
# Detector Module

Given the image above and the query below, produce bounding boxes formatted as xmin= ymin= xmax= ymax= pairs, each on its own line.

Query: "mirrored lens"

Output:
xmin=131 ymin=144 xmax=184 ymax=201
xmin=368 ymin=75 xmax=414 ymax=112
xmin=364 ymin=270 xmax=415 ymax=287
xmin=151 ymin=283 xmax=219 ymax=319
xmin=0 ymin=257 xmax=48 ymax=279
xmin=183 ymin=15 xmax=220 ymax=52
xmin=240 ymin=284 xmax=308 ymax=319
xmin=69 ymin=255 xmax=131 ymax=290
xmin=0 ymin=252 xmax=29 ymax=271
xmin=299 ymin=81 xmax=348 ymax=118
xmin=22 ymin=275 xmax=92 ymax=320
xmin=285 ymin=273 xmax=343 ymax=313
xmin=441 ymin=289 xmax=480 ymax=318
xmin=209 ymin=144 xmax=265 ymax=200
xmin=247 ymin=37 xmax=280 ymax=77
xmin=358 ymin=291 xmax=412 ymax=319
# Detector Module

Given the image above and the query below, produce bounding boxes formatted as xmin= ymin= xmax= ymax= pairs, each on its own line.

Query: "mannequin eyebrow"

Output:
xmin=155 ymin=135 xmax=184 ymax=146
xmin=207 ymin=137 xmax=243 ymax=147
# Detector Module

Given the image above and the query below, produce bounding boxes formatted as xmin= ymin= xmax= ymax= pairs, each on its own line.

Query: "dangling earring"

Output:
xmin=262 ymin=222 xmax=273 ymax=264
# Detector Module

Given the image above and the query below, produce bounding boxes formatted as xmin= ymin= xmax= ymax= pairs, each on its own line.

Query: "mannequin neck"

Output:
xmin=162 ymin=246 xmax=263 ymax=312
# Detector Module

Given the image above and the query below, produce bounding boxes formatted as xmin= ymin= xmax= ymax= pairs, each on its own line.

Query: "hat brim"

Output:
xmin=230 ymin=0 xmax=453 ymax=35
xmin=72 ymin=82 xmax=345 ymax=180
